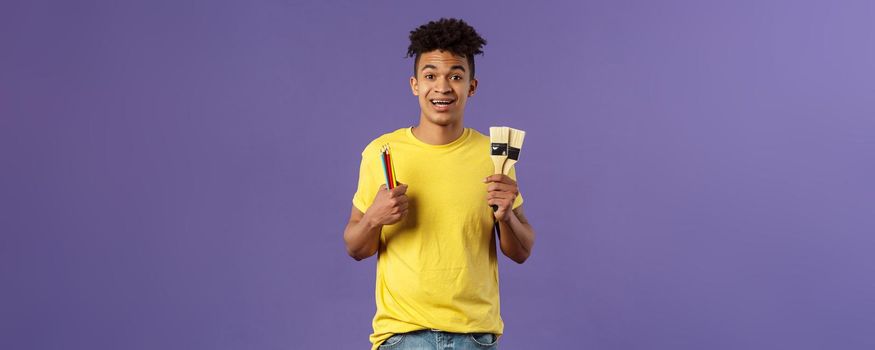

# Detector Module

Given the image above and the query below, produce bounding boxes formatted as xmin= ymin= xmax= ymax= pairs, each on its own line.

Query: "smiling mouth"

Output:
xmin=430 ymin=99 xmax=455 ymax=106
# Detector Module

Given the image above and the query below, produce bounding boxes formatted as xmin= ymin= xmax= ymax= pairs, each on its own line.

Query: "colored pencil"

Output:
xmin=379 ymin=143 xmax=398 ymax=190
xmin=380 ymin=145 xmax=391 ymax=190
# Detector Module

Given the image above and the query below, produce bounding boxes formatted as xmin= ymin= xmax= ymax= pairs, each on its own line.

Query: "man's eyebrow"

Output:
xmin=420 ymin=64 xmax=467 ymax=72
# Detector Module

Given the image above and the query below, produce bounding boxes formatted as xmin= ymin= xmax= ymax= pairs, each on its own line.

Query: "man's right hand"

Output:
xmin=363 ymin=183 xmax=409 ymax=227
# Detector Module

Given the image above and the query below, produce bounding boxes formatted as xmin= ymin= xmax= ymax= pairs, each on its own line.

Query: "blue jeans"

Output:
xmin=378 ymin=329 xmax=498 ymax=349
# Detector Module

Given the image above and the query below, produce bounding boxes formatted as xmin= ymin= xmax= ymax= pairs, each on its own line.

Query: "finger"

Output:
xmin=395 ymin=195 xmax=409 ymax=205
xmin=487 ymin=198 xmax=511 ymax=208
xmin=494 ymin=207 xmax=506 ymax=217
xmin=487 ymin=192 xmax=514 ymax=201
xmin=486 ymin=183 xmax=517 ymax=193
xmin=487 ymin=199 xmax=508 ymax=216
xmin=486 ymin=190 xmax=512 ymax=199
xmin=393 ymin=198 xmax=410 ymax=208
xmin=484 ymin=174 xmax=515 ymax=185
xmin=378 ymin=184 xmax=387 ymax=191
xmin=390 ymin=184 xmax=409 ymax=197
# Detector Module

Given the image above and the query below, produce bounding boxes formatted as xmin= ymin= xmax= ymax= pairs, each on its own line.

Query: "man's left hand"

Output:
xmin=484 ymin=174 xmax=518 ymax=222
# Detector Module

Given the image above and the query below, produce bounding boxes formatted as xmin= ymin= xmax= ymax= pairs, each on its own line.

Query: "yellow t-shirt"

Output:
xmin=352 ymin=127 xmax=523 ymax=349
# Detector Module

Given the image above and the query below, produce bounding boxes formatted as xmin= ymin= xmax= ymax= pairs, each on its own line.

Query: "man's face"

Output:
xmin=409 ymin=50 xmax=478 ymax=127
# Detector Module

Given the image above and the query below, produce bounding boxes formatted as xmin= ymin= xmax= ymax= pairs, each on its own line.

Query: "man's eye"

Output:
xmin=450 ymin=75 xmax=462 ymax=80
xmin=424 ymin=74 xmax=434 ymax=79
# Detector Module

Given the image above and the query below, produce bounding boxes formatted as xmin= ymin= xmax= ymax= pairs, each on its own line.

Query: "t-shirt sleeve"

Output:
xmin=507 ymin=165 xmax=524 ymax=209
xmin=352 ymin=146 xmax=379 ymax=213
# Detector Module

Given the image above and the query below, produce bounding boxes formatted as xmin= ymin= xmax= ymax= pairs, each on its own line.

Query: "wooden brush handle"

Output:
xmin=492 ymin=157 xmax=506 ymax=175
xmin=490 ymin=156 xmax=506 ymax=212
xmin=502 ymin=160 xmax=517 ymax=175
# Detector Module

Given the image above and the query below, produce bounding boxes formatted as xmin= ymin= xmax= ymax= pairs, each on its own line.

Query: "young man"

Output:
xmin=343 ymin=18 xmax=536 ymax=350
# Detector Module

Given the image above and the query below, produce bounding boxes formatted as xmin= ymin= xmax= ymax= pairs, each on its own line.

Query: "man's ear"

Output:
xmin=468 ymin=78 xmax=478 ymax=96
xmin=410 ymin=76 xmax=419 ymax=96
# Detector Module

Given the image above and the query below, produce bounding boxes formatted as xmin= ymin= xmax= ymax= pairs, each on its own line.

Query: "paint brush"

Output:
xmin=490 ymin=126 xmax=509 ymax=174
xmin=502 ymin=128 xmax=526 ymax=175
xmin=489 ymin=126 xmax=509 ymax=211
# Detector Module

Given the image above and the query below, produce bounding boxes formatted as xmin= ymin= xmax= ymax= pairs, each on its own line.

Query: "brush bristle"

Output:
xmin=509 ymin=128 xmax=526 ymax=149
xmin=490 ymin=126 xmax=508 ymax=143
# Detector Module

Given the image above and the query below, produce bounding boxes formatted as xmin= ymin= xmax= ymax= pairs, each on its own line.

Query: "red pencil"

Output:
xmin=386 ymin=148 xmax=395 ymax=189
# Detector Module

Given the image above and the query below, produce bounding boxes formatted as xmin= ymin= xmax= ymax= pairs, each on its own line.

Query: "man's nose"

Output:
xmin=434 ymin=78 xmax=452 ymax=93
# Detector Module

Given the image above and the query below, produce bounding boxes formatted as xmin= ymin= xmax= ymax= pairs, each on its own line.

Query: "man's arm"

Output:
xmin=496 ymin=206 xmax=535 ymax=264
xmin=485 ymin=174 xmax=535 ymax=264
xmin=343 ymin=183 xmax=409 ymax=261
xmin=343 ymin=206 xmax=382 ymax=261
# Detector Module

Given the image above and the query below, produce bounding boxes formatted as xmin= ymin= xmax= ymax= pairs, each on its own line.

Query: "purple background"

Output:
xmin=2 ymin=0 xmax=874 ymax=349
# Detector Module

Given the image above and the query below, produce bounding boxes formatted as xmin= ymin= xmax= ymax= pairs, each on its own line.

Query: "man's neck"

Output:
xmin=411 ymin=118 xmax=465 ymax=145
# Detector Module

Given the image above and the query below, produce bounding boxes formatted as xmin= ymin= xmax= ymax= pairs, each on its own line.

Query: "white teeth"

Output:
xmin=430 ymin=99 xmax=453 ymax=106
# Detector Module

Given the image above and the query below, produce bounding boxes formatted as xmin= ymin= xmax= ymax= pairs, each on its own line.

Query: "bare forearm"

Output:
xmin=497 ymin=210 xmax=535 ymax=264
xmin=344 ymin=185 xmax=408 ymax=261
xmin=344 ymin=215 xmax=381 ymax=260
